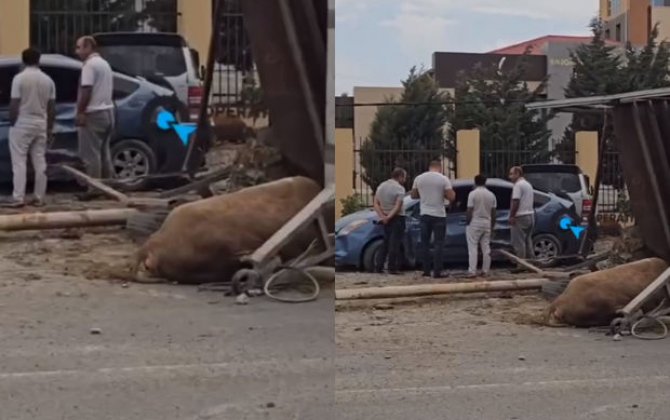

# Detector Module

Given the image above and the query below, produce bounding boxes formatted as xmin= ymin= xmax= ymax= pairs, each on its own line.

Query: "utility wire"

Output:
xmin=336 ymin=98 xmax=545 ymax=107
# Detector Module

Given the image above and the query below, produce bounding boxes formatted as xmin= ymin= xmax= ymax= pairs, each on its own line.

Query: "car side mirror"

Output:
xmin=199 ymin=65 xmax=206 ymax=81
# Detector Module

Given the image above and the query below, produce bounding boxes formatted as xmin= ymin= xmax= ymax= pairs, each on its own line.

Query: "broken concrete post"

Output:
xmin=0 ymin=209 xmax=139 ymax=231
xmin=336 ymin=279 xmax=550 ymax=300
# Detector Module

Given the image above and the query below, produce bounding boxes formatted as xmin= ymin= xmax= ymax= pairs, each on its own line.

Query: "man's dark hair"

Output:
xmin=429 ymin=160 xmax=441 ymax=169
xmin=391 ymin=167 xmax=406 ymax=180
xmin=22 ymin=48 xmax=41 ymax=66
xmin=474 ymin=174 xmax=487 ymax=186
xmin=510 ymin=166 xmax=524 ymax=176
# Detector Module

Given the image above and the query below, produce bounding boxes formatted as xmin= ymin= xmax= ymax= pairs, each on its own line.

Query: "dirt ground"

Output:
xmin=334 ymin=239 xmax=670 ymax=420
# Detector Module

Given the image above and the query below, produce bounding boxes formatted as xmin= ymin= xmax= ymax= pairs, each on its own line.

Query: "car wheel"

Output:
xmin=532 ymin=234 xmax=562 ymax=264
xmin=362 ymin=240 xmax=383 ymax=273
xmin=110 ymin=139 xmax=157 ymax=191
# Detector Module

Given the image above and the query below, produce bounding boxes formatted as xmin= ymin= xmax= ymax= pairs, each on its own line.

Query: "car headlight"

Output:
xmin=339 ymin=219 xmax=368 ymax=236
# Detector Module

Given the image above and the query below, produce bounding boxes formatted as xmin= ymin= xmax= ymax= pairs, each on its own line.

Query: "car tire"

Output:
xmin=532 ymin=234 xmax=562 ymax=266
xmin=110 ymin=139 xmax=157 ymax=191
xmin=362 ymin=239 xmax=383 ymax=273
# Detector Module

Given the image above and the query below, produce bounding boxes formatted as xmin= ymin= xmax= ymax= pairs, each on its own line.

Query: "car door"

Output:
xmin=404 ymin=201 xmax=421 ymax=267
xmin=488 ymin=185 xmax=513 ymax=245
xmin=40 ymin=65 xmax=80 ymax=151
xmin=0 ymin=65 xmax=21 ymax=181
xmin=445 ymin=185 xmax=472 ymax=260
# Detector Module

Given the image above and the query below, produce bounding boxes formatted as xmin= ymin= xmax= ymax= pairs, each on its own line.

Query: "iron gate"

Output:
xmin=30 ymin=0 xmax=179 ymax=56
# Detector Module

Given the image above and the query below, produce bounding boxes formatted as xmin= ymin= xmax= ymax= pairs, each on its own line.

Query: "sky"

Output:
xmin=336 ymin=0 xmax=600 ymax=94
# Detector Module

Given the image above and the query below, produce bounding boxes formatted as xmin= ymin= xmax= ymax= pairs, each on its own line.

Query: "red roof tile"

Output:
xmin=489 ymin=35 xmax=621 ymax=55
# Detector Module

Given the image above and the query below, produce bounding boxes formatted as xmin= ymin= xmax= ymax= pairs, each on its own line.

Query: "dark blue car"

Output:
xmin=0 ymin=54 xmax=194 ymax=189
xmin=336 ymin=178 xmax=588 ymax=272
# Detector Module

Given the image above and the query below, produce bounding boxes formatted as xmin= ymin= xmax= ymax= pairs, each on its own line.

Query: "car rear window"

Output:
xmin=525 ymin=173 xmax=582 ymax=194
xmin=98 ymin=45 xmax=186 ymax=78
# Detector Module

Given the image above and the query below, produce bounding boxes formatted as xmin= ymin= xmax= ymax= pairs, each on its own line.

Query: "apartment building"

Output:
xmin=600 ymin=0 xmax=670 ymax=45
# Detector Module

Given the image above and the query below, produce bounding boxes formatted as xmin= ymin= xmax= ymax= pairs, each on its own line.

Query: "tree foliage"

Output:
xmin=360 ymin=67 xmax=450 ymax=193
xmin=559 ymin=19 xmax=670 ymax=187
xmin=446 ymin=53 xmax=554 ymax=178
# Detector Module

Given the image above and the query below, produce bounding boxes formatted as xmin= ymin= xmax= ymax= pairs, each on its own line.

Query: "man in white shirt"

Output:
xmin=466 ymin=174 xmax=497 ymax=278
xmin=508 ymin=166 xmax=535 ymax=271
xmin=75 ymin=36 xmax=115 ymax=197
xmin=411 ymin=161 xmax=456 ymax=278
xmin=6 ymin=48 xmax=56 ymax=208
xmin=373 ymin=168 xmax=407 ymax=274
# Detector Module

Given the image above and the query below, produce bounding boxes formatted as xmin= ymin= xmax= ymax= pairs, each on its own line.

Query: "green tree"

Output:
xmin=621 ymin=23 xmax=670 ymax=91
xmin=446 ymin=54 xmax=554 ymax=178
xmin=558 ymin=18 xmax=623 ymax=164
xmin=359 ymin=67 xmax=451 ymax=193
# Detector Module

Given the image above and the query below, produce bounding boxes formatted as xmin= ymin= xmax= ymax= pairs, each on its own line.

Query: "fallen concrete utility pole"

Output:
xmin=336 ymin=279 xmax=550 ymax=300
xmin=0 ymin=209 xmax=139 ymax=231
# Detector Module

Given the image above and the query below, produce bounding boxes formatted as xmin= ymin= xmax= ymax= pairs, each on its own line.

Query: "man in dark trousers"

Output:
xmin=411 ymin=161 xmax=456 ymax=278
xmin=508 ymin=166 xmax=535 ymax=272
xmin=373 ymin=168 xmax=407 ymax=274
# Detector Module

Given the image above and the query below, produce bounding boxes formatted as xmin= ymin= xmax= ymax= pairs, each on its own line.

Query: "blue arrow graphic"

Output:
xmin=156 ymin=109 xmax=195 ymax=145
xmin=559 ymin=216 xmax=586 ymax=239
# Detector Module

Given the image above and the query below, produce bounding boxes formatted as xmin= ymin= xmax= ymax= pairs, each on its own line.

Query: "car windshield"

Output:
xmin=98 ymin=45 xmax=186 ymax=78
xmin=525 ymin=173 xmax=581 ymax=194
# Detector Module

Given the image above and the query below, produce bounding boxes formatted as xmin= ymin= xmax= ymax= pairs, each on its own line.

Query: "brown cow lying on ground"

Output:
xmin=546 ymin=257 xmax=669 ymax=327
xmin=135 ymin=176 xmax=331 ymax=284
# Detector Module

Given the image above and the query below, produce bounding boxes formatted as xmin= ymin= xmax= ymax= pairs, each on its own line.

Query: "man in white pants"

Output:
xmin=6 ymin=48 xmax=55 ymax=208
xmin=465 ymin=174 xmax=497 ymax=278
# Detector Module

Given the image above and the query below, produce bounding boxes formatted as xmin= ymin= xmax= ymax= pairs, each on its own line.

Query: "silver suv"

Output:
xmin=93 ymin=32 xmax=203 ymax=121
xmin=522 ymin=164 xmax=593 ymax=222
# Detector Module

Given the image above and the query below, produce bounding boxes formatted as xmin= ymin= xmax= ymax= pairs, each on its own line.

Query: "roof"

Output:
xmin=489 ymin=35 xmax=620 ymax=55
xmin=0 ymin=54 xmax=81 ymax=68
xmin=525 ymin=87 xmax=670 ymax=112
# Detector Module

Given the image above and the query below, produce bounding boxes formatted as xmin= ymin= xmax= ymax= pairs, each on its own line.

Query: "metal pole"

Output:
xmin=579 ymin=110 xmax=608 ymax=256
xmin=182 ymin=0 xmax=224 ymax=175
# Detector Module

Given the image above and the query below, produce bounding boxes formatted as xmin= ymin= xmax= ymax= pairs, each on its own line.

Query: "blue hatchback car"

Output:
xmin=336 ymin=178 xmax=588 ymax=272
xmin=0 ymin=54 xmax=193 ymax=188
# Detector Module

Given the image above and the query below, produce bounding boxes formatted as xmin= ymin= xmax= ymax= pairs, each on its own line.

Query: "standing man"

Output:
xmin=508 ymin=166 xmax=535 ymax=271
xmin=75 ymin=35 xmax=115 ymax=195
xmin=411 ymin=161 xmax=456 ymax=278
xmin=465 ymin=174 xmax=497 ymax=278
xmin=373 ymin=168 xmax=407 ymax=275
xmin=6 ymin=48 xmax=55 ymax=208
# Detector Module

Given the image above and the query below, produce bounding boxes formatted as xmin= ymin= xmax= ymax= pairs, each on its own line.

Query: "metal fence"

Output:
xmin=352 ymin=137 xmax=457 ymax=207
xmin=30 ymin=0 xmax=260 ymax=111
xmin=30 ymin=0 xmax=179 ymax=54
xmin=210 ymin=0 xmax=260 ymax=111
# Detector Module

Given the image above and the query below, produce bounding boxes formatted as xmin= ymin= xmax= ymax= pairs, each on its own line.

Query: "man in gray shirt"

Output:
xmin=466 ymin=174 xmax=497 ymax=278
xmin=411 ymin=161 xmax=456 ymax=278
xmin=75 ymin=36 xmax=115 ymax=199
xmin=373 ymin=168 xmax=407 ymax=274
xmin=6 ymin=48 xmax=55 ymax=208
xmin=509 ymin=166 xmax=535 ymax=271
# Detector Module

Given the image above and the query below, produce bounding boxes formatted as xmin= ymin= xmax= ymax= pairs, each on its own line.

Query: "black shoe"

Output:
xmin=433 ymin=272 xmax=449 ymax=279
xmin=510 ymin=267 xmax=528 ymax=274
xmin=389 ymin=270 xmax=402 ymax=275
xmin=422 ymin=272 xmax=431 ymax=277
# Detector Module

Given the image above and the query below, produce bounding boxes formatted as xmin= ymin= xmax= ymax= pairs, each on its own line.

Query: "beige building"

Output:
xmin=600 ymin=0 xmax=670 ymax=45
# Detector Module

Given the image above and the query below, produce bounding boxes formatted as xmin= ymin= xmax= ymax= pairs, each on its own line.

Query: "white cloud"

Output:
xmin=380 ymin=3 xmax=456 ymax=59
xmin=392 ymin=0 xmax=598 ymax=23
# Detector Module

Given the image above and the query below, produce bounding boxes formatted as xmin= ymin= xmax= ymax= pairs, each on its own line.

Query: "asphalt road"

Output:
xmin=0 ymin=259 xmax=334 ymax=420
xmin=336 ymin=296 xmax=670 ymax=420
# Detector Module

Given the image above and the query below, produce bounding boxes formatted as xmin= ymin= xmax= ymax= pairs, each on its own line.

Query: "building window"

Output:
xmin=653 ymin=0 xmax=670 ymax=6
xmin=611 ymin=0 xmax=621 ymax=15
xmin=616 ymin=23 xmax=622 ymax=41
